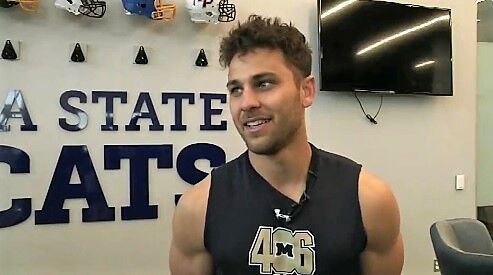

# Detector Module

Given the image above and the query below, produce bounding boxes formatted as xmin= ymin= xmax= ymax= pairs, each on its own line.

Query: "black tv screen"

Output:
xmin=319 ymin=0 xmax=453 ymax=95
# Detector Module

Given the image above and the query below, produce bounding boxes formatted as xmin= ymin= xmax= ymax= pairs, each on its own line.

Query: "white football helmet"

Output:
xmin=185 ymin=0 xmax=235 ymax=23
xmin=54 ymin=0 xmax=106 ymax=18
xmin=55 ymin=0 xmax=81 ymax=15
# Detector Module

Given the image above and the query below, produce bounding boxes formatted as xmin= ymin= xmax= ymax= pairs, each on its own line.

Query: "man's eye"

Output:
xmin=258 ymin=81 xmax=273 ymax=89
xmin=229 ymin=87 xmax=242 ymax=95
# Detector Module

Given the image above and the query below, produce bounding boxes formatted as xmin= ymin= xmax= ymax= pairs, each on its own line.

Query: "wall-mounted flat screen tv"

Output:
xmin=319 ymin=0 xmax=453 ymax=95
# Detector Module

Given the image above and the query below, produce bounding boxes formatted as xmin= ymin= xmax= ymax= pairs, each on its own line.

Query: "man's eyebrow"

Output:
xmin=226 ymin=79 xmax=240 ymax=88
xmin=226 ymin=73 xmax=277 ymax=88
xmin=252 ymin=72 xmax=277 ymax=81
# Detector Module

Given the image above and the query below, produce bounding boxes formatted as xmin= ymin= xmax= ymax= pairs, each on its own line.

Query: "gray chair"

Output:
xmin=430 ymin=218 xmax=493 ymax=275
xmin=477 ymin=206 xmax=493 ymax=238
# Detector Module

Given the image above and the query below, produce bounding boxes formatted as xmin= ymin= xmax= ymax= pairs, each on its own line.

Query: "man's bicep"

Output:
xmin=360 ymin=233 xmax=404 ymax=275
xmin=169 ymin=241 xmax=213 ymax=275
xmin=358 ymin=169 xmax=404 ymax=275
xmin=169 ymin=176 xmax=213 ymax=275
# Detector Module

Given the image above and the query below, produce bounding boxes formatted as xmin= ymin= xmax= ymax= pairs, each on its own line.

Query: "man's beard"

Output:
xmin=241 ymin=120 xmax=301 ymax=156
xmin=244 ymin=137 xmax=285 ymax=155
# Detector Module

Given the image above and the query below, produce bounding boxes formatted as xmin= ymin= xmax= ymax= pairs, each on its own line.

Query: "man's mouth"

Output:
xmin=244 ymin=119 xmax=270 ymax=128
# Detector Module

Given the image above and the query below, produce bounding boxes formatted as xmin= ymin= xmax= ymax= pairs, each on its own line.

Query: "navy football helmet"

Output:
xmin=122 ymin=0 xmax=176 ymax=21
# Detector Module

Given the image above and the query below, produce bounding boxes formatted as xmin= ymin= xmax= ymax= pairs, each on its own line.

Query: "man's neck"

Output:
xmin=248 ymin=139 xmax=312 ymax=202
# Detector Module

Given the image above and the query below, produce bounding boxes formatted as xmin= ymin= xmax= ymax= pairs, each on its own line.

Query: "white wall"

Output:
xmin=0 ymin=1 xmax=476 ymax=275
xmin=477 ymin=42 xmax=493 ymax=206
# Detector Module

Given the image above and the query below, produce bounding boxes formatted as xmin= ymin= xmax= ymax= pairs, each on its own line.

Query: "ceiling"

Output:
xmin=478 ymin=1 xmax=493 ymax=42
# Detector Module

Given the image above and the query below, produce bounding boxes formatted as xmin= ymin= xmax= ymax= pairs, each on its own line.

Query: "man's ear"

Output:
xmin=300 ymin=75 xmax=316 ymax=108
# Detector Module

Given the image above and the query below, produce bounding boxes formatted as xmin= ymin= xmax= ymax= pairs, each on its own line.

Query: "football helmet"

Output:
xmin=54 ymin=0 xmax=106 ymax=18
xmin=185 ymin=0 xmax=235 ymax=23
xmin=122 ymin=0 xmax=176 ymax=21
xmin=0 ymin=0 xmax=38 ymax=11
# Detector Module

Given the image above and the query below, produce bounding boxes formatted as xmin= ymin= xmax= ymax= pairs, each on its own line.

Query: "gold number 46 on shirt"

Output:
xmin=248 ymin=226 xmax=316 ymax=275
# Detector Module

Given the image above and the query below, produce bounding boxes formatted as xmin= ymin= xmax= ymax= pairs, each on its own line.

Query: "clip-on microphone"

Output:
xmin=274 ymin=208 xmax=292 ymax=223
xmin=273 ymin=191 xmax=311 ymax=223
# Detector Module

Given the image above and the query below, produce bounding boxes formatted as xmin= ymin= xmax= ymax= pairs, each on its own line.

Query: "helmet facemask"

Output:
xmin=79 ymin=0 xmax=106 ymax=18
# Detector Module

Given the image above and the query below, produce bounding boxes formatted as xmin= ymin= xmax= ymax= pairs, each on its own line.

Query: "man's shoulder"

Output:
xmin=177 ymin=175 xmax=211 ymax=215
xmin=358 ymin=169 xmax=392 ymax=199
xmin=211 ymin=150 xmax=248 ymax=176
xmin=358 ymin=168 xmax=400 ymax=244
xmin=312 ymin=144 xmax=361 ymax=169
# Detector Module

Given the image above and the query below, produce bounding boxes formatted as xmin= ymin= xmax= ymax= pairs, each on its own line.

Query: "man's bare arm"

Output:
xmin=169 ymin=176 xmax=213 ymax=275
xmin=359 ymin=169 xmax=404 ymax=275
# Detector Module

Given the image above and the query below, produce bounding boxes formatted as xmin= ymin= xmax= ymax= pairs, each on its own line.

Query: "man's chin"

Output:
xmin=245 ymin=140 xmax=281 ymax=156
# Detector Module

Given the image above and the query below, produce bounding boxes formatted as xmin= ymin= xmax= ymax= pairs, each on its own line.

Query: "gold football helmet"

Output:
xmin=152 ymin=0 xmax=176 ymax=21
xmin=0 ymin=0 xmax=38 ymax=11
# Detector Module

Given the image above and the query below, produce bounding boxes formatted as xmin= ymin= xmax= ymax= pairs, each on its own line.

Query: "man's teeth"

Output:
xmin=246 ymin=120 xmax=269 ymax=127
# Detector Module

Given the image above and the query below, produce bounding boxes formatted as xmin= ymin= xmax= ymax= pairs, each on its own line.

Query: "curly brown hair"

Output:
xmin=219 ymin=15 xmax=312 ymax=81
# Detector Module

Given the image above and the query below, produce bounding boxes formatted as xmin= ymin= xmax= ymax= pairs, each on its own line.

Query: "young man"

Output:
xmin=170 ymin=15 xmax=404 ymax=275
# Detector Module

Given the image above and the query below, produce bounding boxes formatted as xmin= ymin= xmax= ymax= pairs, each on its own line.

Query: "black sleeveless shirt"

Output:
xmin=204 ymin=144 xmax=367 ymax=275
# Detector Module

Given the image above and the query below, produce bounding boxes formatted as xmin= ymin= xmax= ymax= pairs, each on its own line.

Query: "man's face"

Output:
xmin=227 ymin=48 xmax=312 ymax=155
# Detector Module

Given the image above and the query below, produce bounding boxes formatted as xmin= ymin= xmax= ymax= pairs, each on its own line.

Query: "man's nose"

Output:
xmin=239 ymin=87 xmax=260 ymax=111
